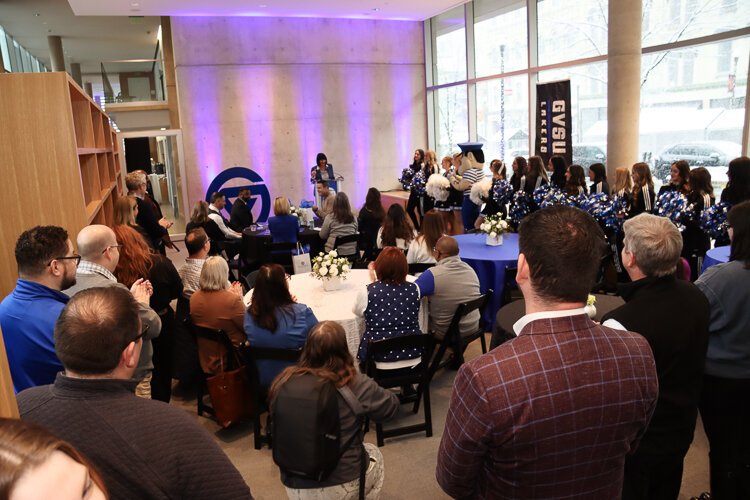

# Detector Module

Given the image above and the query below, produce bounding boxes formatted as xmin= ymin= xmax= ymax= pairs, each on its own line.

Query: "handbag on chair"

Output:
xmin=205 ymin=349 xmax=254 ymax=428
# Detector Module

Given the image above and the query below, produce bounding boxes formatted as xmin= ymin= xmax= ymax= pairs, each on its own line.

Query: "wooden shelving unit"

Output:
xmin=0 ymin=72 xmax=123 ymax=297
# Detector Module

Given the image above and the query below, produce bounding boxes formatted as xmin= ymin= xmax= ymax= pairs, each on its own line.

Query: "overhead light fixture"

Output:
xmin=131 ymin=2 xmax=140 ymax=6
xmin=160 ymin=127 xmax=166 ymax=130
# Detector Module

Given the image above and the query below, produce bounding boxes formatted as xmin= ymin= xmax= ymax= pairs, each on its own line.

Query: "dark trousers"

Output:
xmin=700 ymin=374 xmax=750 ymax=500
xmin=622 ymin=450 xmax=686 ymax=500
xmin=406 ymin=191 xmax=422 ymax=230
xmin=151 ymin=307 xmax=176 ymax=403
xmin=461 ymin=196 xmax=480 ymax=232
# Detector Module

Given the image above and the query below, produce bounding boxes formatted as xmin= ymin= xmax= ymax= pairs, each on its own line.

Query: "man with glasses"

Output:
xmin=17 ymin=287 xmax=253 ymax=499
xmin=64 ymin=224 xmax=162 ymax=399
xmin=0 ymin=225 xmax=78 ymax=392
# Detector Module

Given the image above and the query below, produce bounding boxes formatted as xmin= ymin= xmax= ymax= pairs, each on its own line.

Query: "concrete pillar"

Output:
xmin=607 ymin=0 xmax=642 ymax=179
xmin=160 ymin=17 xmax=181 ymax=129
xmin=84 ymin=82 xmax=93 ymax=97
xmin=47 ymin=36 xmax=65 ymax=72
xmin=70 ymin=63 xmax=82 ymax=86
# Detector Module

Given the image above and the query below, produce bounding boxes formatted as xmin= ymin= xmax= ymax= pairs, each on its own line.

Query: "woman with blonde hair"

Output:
xmin=185 ymin=200 xmax=225 ymax=255
xmin=421 ymin=150 xmax=440 ymax=214
xmin=0 ymin=417 xmax=108 ymax=499
xmin=268 ymin=196 xmax=300 ymax=245
xmin=113 ymin=196 xmax=153 ymax=249
xmin=629 ymin=162 xmax=655 ymax=217
xmin=189 ymin=256 xmax=246 ymax=375
xmin=407 ymin=209 xmax=445 ymax=264
xmin=269 ymin=321 xmax=399 ymax=499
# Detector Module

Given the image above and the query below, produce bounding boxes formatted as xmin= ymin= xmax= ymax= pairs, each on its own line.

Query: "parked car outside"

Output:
xmin=653 ymin=141 xmax=741 ymax=181
xmin=572 ymin=143 xmax=606 ymax=171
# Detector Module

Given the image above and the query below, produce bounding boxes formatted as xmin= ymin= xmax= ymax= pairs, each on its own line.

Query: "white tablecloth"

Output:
xmin=244 ymin=269 xmax=428 ymax=359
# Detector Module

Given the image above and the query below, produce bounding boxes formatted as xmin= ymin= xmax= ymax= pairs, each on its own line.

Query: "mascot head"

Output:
xmin=457 ymin=142 xmax=485 ymax=174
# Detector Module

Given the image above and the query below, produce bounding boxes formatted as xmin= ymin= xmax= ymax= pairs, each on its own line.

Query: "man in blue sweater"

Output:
xmin=0 ymin=225 xmax=78 ymax=392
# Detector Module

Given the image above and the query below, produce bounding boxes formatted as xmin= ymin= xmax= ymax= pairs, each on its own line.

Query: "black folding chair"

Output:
xmin=364 ymin=334 xmax=435 ymax=446
xmin=267 ymin=241 xmax=297 ymax=273
xmin=239 ymin=344 xmax=302 ymax=450
xmin=407 ymin=262 xmax=435 ymax=275
xmin=429 ymin=290 xmax=493 ymax=377
xmin=333 ymin=233 xmax=360 ymax=261
xmin=243 ymin=270 xmax=260 ymax=290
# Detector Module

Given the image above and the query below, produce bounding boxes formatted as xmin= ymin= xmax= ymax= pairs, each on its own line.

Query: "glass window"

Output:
xmin=641 ymin=37 xmax=748 ymax=196
xmin=476 ymin=74 xmax=530 ymax=165
xmin=642 ymin=0 xmax=750 ymax=49
xmin=432 ymin=6 xmax=467 ymax=85
xmin=0 ymin=27 xmax=10 ymax=72
xmin=537 ymin=0 xmax=608 ymax=65
xmin=474 ymin=0 xmax=528 ymax=77
xmin=435 ymin=85 xmax=469 ymax=157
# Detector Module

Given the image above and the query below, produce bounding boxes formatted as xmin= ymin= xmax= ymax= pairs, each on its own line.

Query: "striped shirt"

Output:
xmin=436 ymin=313 xmax=658 ymax=499
xmin=461 ymin=168 xmax=485 ymax=195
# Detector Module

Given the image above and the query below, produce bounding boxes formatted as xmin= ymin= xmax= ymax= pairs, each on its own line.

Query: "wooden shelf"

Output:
xmin=77 ymin=147 xmax=108 ymax=155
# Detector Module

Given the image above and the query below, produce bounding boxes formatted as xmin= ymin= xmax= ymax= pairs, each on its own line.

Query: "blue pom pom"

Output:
xmin=492 ymin=180 xmax=514 ymax=206
xmin=411 ymin=170 xmax=427 ymax=195
xmin=700 ymin=201 xmax=731 ymax=239
xmin=399 ymin=168 xmax=414 ymax=191
xmin=654 ymin=191 xmax=689 ymax=230
xmin=510 ymin=191 xmax=531 ymax=225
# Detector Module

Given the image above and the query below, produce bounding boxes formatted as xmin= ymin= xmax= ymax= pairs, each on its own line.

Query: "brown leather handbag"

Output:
xmin=206 ymin=349 xmax=254 ymax=428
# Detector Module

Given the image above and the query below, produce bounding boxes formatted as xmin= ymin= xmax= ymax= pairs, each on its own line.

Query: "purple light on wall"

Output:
xmin=238 ymin=72 xmax=274 ymax=189
xmin=390 ymin=64 xmax=417 ymax=168
xmin=295 ymin=64 xmax=324 ymax=202
xmin=343 ymin=66 xmax=373 ymax=208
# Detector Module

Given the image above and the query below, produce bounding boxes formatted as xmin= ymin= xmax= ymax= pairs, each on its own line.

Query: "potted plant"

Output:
xmin=479 ymin=214 xmax=509 ymax=246
xmin=311 ymin=250 xmax=351 ymax=291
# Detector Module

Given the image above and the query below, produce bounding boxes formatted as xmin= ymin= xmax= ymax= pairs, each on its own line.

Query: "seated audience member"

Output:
xmin=125 ymin=171 xmax=175 ymax=253
xmin=245 ymin=264 xmax=317 ymax=387
xmin=208 ymin=192 xmax=242 ymax=241
xmin=354 ymin=247 xmax=422 ymax=366
xmin=601 ymin=214 xmax=710 ymax=500
xmin=189 ymin=256 xmax=246 ymax=376
xmin=407 ymin=209 xmax=444 ymax=264
xmin=185 ymin=200 xmax=226 ymax=255
xmin=230 ymin=187 xmax=254 ymax=231
xmin=414 ymin=236 xmax=481 ymax=340
xmin=0 ymin=226 xmax=76 ymax=392
xmin=589 ymin=162 xmax=610 ymax=195
xmin=0 ymin=418 xmax=108 ymax=499
xmin=358 ymin=188 xmax=386 ymax=260
xmin=268 ymin=197 xmax=300 ymax=244
xmin=17 ymin=287 xmax=252 ymax=499
xmin=178 ymin=228 xmax=211 ymax=299
xmin=695 ymin=200 xmax=750 ymax=498
xmin=377 ymin=204 xmax=416 ymax=251
xmin=312 ymin=181 xmax=335 ymax=220
xmin=113 ymin=224 xmax=182 ymax=403
xmin=270 ymin=321 xmax=398 ymax=498
xmin=320 ymin=192 xmax=358 ymax=255
xmin=113 ymin=195 xmax=153 ymax=250
xmin=436 ymin=205 xmax=658 ymax=499
xmin=64 ymin=225 xmax=162 ymax=400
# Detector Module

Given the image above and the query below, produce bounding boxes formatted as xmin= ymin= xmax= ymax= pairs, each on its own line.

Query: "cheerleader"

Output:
xmin=405 ymin=149 xmax=425 ymax=229
xmin=548 ymin=155 xmax=567 ymax=190
xmin=658 ymin=159 xmax=690 ymax=197
xmin=474 ymin=160 xmax=508 ymax=229
xmin=588 ymin=163 xmax=609 ymax=195
xmin=525 ymin=156 xmax=549 ymax=195
xmin=510 ymin=156 xmax=527 ymax=193
xmin=448 ymin=152 xmax=465 ymax=233
xmin=564 ymin=164 xmax=588 ymax=197
xmin=607 ymin=166 xmax=634 ymax=285
xmin=421 ymin=150 xmax=440 ymax=214
xmin=434 ymin=155 xmax=457 ymax=233
xmin=683 ymin=167 xmax=714 ymax=280
xmin=629 ymin=162 xmax=655 ymax=217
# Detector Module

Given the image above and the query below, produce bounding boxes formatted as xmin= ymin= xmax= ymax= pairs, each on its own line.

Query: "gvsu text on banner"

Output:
xmin=535 ymin=80 xmax=572 ymax=166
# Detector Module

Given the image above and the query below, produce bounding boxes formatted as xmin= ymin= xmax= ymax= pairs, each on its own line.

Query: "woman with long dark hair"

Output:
xmin=320 ymin=192 xmax=358 ymax=255
xmin=405 ymin=149 xmax=425 ymax=229
xmin=564 ymin=164 xmax=588 ymax=196
xmin=245 ymin=263 xmax=317 ymax=387
xmin=548 ymin=155 xmax=567 ymax=189
xmin=696 ymin=200 xmax=750 ymax=498
xmin=310 ymin=152 xmax=337 ymax=193
xmin=407 ymin=209 xmax=445 ymax=264
xmin=510 ymin=156 xmax=528 ymax=192
xmin=525 ymin=156 xmax=549 ymax=194
xmin=629 ymin=162 xmax=655 ymax=217
xmin=113 ymin=224 xmax=182 ymax=403
xmin=358 ymin=188 xmax=386 ymax=260
xmin=658 ymin=160 xmax=691 ymax=196
xmin=269 ymin=321 xmax=399 ymax=498
xmin=721 ymin=156 xmax=750 ymax=205
xmin=377 ymin=203 xmax=416 ymax=251
xmin=588 ymin=163 xmax=609 ymax=194
xmin=683 ymin=167 xmax=714 ymax=280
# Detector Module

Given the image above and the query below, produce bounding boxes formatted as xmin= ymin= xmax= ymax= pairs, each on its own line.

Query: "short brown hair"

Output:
xmin=185 ymin=228 xmax=209 ymax=255
xmin=518 ymin=205 xmax=606 ymax=303
xmin=15 ymin=226 xmax=69 ymax=277
xmin=55 ymin=287 xmax=141 ymax=374
xmin=210 ymin=192 xmax=225 ymax=204
xmin=374 ymin=247 xmax=408 ymax=284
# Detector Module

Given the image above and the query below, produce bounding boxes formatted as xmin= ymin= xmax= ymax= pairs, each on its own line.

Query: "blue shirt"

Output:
xmin=244 ymin=303 xmax=317 ymax=387
xmin=0 ymin=279 xmax=69 ymax=392
xmin=268 ymin=215 xmax=300 ymax=244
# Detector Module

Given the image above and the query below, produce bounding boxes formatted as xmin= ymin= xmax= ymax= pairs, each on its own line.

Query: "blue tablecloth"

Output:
xmin=702 ymin=245 xmax=730 ymax=274
xmin=456 ymin=233 xmax=520 ymax=330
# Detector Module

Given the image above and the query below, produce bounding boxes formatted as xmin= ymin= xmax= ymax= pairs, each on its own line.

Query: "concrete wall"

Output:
xmin=171 ymin=17 xmax=427 ymax=215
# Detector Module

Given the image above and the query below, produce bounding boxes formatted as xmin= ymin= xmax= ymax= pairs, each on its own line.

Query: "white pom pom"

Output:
xmin=470 ymin=177 xmax=492 ymax=206
xmin=426 ymin=174 xmax=450 ymax=201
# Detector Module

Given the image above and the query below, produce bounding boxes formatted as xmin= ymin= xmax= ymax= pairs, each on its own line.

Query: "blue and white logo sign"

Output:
xmin=205 ymin=167 xmax=271 ymax=222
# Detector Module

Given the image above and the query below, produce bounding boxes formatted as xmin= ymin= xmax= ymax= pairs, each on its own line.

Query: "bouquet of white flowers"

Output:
xmin=479 ymin=213 xmax=509 ymax=238
xmin=289 ymin=205 xmax=309 ymax=225
xmin=311 ymin=250 xmax=351 ymax=280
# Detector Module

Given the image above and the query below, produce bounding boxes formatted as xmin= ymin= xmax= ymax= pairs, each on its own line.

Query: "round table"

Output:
xmin=241 ymin=225 xmax=323 ymax=263
xmin=243 ymin=269 xmax=427 ymax=360
xmin=702 ymin=245 xmax=730 ymax=274
xmin=455 ymin=232 xmax=520 ymax=330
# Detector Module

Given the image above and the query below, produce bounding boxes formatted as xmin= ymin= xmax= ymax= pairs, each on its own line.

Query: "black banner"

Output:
xmin=535 ymin=80 xmax=572 ymax=166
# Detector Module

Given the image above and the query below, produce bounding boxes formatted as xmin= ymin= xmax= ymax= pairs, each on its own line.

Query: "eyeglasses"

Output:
xmin=47 ymin=254 xmax=81 ymax=267
xmin=125 ymin=323 xmax=149 ymax=348
xmin=103 ymin=244 xmax=123 ymax=253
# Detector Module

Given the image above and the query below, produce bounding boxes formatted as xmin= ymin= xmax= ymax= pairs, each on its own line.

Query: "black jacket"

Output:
xmin=230 ymin=198 xmax=253 ymax=231
xmin=134 ymin=196 xmax=167 ymax=250
xmin=602 ymin=276 xmax=709 ymax=455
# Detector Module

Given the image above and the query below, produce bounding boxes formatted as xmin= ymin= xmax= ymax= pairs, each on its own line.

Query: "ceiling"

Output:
xmin=68 ymin=0 xmax=466 ymax=21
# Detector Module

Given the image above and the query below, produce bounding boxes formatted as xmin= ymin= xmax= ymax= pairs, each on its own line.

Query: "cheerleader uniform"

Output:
xmin=405 ymin=162 xmax=423 ymax=229
xmin=420 ymin=164 xmax=439 ymax=214
xmin=480 ymin=178 xmax=508 ymax=219
xmin=683 ymin=192 xmax=714 ymax=281
xmin=591 ymin=180 xmax=610 ymax=195
xmin=434 ymin=167 xmax=454 ymax=213
xmin=629 ymin=185 xmax=655 ymax=217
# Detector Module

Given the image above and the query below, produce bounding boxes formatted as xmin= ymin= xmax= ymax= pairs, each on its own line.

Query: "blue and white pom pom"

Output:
xmin=425 ymin=173 xmax=450 ymax=202
xmin=492 ymin=179 xmax=514 ymax=206
xmin=700 ymin=201 xmax=731 ymax=239
xmin=655 ymin=191 xmax=689 ymax=230
xmin=580 ymin=192 xmax=610 ymax=222
xmin=399 ymin=168 xmax=414 ymax=191
xmin=470 ymin=177 xmax=492 ymax=206
xmin=411 ymin=170 xmax=427 ymax=195
xmin=532 ymin=184 xmax=555 ymax=205
xmin=510 ymin=191 xmax=532 ymax=225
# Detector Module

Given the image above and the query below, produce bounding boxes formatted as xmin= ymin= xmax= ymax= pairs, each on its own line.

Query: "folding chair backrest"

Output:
xmin=408 ymin=262 xmax=435 ymax=275
xmin=333 ymin=233 xmax=359 ymax=249
xmin=446 ymin=290 xmax=493 ymax=337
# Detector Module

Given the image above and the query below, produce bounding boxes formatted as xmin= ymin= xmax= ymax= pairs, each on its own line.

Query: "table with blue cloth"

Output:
xmin=455 ymin=232 xmax=519 ymax=331
xmin=701 ymin=245 xmax=730 ymax=274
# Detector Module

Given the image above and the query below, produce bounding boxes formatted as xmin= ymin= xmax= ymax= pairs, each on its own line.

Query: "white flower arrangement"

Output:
xmin=289 ymin=206 xmax=308 ymax=225
xmin=311 ymin=250 xmax=351 ymax=280
xmin=479 ymin=213 xmax=509 ymax=238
